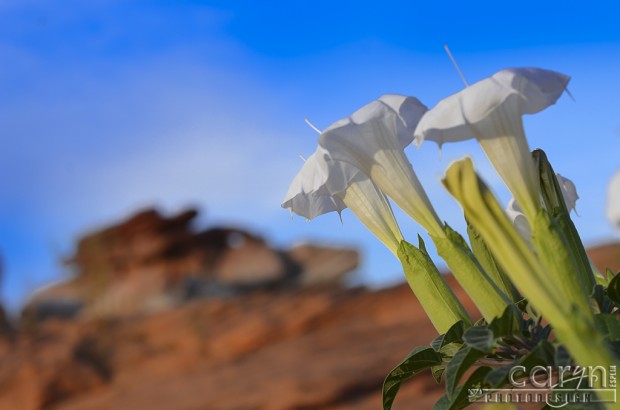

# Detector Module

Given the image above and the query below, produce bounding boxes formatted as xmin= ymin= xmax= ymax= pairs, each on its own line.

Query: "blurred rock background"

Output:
xmin=0 ymin=208 xmax=618 ymax=410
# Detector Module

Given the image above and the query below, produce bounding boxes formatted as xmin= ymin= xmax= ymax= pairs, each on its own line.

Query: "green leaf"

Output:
xmin=488 ymin=305 xmax=521 ymax=338
xmin=440 ymin=342 xmax=463 ymax=358
xmin=432 ymin=320 xmax=466 ymax=352
xmin=595 ymin=313 xmax=620 ymax=342
xmin=607 ymin=341 xmax=620 ymax=360
xmin=446 ymin=346 xmax=486 ymax=397
xmin=519 ymin=341 xmax=555 ymax=369
xmin=554 ymin=345 xmax=573 ymax=367
xmin=434 ymin=366 xmax=492 ymax=410
xmin=484 ymin=365 xmax=513 ymax=388
xmin=606 ymin=273 xmax=620 ymax=305
xmin=592 ymin=284 xmax=617 ymax=314
xmin=382 ymin=346 xmax=443 ymax=410
xmin=431 ymin=365 xmax=446 ymax=384
xmin=463 ymin=326 xmax=494 ymax=353
xmin=606 ymin=268 xmax=617 ymax=283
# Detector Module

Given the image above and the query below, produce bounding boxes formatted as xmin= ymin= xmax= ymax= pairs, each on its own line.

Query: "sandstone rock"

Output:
xmin=0 ymin=240 xmax=619 ymax=410
xmin=588 ymin=242 xmax=620 ymax=274
xmin=26 ymin=208 xmax=359 ymax=321
xmin=288 ymin=243 xmax=359 ymax=287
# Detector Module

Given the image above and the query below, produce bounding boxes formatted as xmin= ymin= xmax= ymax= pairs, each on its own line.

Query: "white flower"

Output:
xmin=506 ymin=173 xmax=579 ymax=240
xmin=607 ymin=170 xmax=620 ymax=230
xmin=556 ymin=173 xmax=579 ymax=213
xmin=415 ymin=68 xmax=570 ymax=221
xmin=282 ymin=146 xmax=404 ymax=254
xmin=318 ymin=94 xmax=444 ymax=237
xmin=506 ymin=198 xmax=532 ymax=240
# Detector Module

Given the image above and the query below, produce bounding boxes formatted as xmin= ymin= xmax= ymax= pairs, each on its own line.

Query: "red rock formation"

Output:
xmin=0 ymin=243 xmax=616 ymax=410
xmin=1 ymin=281 xmax=462 ymax=410
xmin=26 ymin=208 xmax=358 ymax=320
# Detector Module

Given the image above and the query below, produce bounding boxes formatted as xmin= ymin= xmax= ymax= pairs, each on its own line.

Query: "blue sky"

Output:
xmin=1 ymin=0 xmax=619 ymax=311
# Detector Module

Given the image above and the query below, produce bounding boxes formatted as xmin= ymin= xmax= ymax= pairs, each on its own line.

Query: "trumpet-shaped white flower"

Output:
xmin=506 ymin=173 xmax=579 ymax=240
xmin=282 ymin=146 xmax=404 ymax=255
xmin=415 ymin=68 xmax=570 ymax=221
xmin=318 ymin=95 xmax=444 ymax=237
xmin=608 ymin=170 xmax=620 ymax=230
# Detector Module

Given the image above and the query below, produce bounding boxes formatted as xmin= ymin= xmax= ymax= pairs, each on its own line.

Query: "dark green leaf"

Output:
xmin=607 ymin=341 xmax=620 ymax=360
xmin=606 ymin=269 xmax=617 ymax=283
xmin=607 ymin=273 xmax=620 ymax=305
xmin=484 ymin=364 xmax=513 ymax=388
xmin=434 ymin=366 xmax=492 ymax=410
xmin=432 ymin=320 xmax=466 ymax=352
xmin=554 ymin=345 xmax=573 ymax=367
xmin=463 ymin=326 xmax=494 ymax=353
xmin=488 ymin=305 xmax=521 ymax=337
xmin=382 ymin=346 xmax=443 ymax=410
xmin=592 ymin=285 xmax=616 ymax=314
xmin=595 ymin=313 xmax=620 ymax=342
xmin=446 ymin=347 xmax=486 ymax=397
xmin=519 ymin=341 xmax=555 ymax=369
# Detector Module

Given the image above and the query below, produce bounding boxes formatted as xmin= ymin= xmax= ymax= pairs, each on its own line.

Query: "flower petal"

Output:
xmin=414 ymin=68 xmax=570 ymax=222
xmin=318 ymin=95 xmax=443 ymax=236
xmin=505 ymin=198 xmax=531 ymax=240
xmin=414 ymin=68 xmax=571 ymax=147
xmin=282 ymin=146 xmax=403 ymax=254
xmin=556 ymin=173 xmax=579 ymax=214
xmin=281 ymin=147 xmax=347 ymax=220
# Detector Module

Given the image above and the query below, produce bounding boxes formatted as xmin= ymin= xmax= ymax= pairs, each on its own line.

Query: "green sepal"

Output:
xmin=466 ymin=220 xmax=520 ymax=302
xmin=398 ymin=238 xmax=472 ymax=333
xmin=530 ymin=210 xmax=593 ymax=315
xmin=534 ymin=149 xmax=597 ymax=293
xmin=432 ymin=224 xmax=512 ymax=322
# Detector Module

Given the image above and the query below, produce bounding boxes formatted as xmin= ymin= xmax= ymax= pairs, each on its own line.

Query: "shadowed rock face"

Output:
xmin=24 ymin=208 xmax=359 ymax=321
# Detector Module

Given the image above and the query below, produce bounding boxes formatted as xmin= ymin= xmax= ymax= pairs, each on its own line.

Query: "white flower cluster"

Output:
xmin=283 ymin=68 xmax=574 ymax=250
